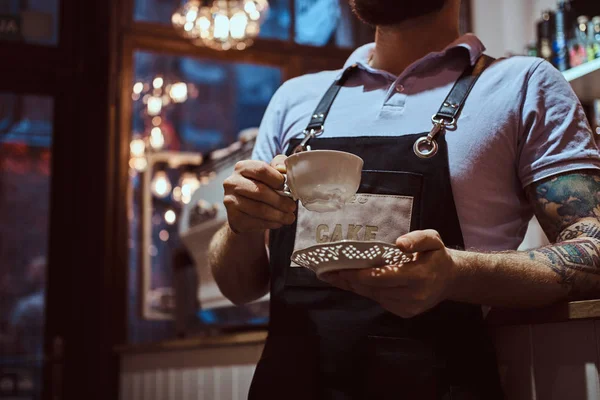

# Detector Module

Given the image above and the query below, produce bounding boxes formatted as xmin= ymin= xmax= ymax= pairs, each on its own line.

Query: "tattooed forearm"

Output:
xmin=530 ymin=238 xmax=600 ymax=298
xmin=557 ymin=218 xmax=600 ymax=241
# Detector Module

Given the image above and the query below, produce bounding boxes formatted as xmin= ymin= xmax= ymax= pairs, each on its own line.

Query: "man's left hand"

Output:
xmin=319 ymin=230 xmax=459 ymax=318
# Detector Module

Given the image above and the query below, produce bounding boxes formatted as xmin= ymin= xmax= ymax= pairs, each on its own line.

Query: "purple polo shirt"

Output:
xmin=251 ymin=34 xmax=600 ymax=251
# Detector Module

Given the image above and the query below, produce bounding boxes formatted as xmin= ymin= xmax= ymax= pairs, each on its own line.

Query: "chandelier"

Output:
xmin=172 ymin=0 xmax=269 ymax=51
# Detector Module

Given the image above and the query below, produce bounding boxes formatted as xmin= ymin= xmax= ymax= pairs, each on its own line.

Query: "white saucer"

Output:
xmin=291 ymin=240 xmax=414 ymax=277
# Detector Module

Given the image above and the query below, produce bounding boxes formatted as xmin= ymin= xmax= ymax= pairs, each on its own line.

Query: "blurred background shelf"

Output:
xmin=564 ymin=57 xmax=600 ymax=102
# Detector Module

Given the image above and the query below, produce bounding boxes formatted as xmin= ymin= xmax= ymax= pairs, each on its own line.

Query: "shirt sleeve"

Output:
xmin=518 ymin=60 xmax=600 ymax=187
xmin=251 ymin=83 xmax=287 ymax=163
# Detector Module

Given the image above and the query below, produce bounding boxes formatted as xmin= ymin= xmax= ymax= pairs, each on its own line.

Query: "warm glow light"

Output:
xmin=153 ymin=77 xmax=164 ymax=89
xmin=130 ymin=157 xmax=148 ymax=172
xmin=169 ymin=82 xmax=188 ymax=103
xmin=130 ymin=139 xmax=146 ymax=157
xmin=164 ymin=209 xmax=177 ymax=225
xmin=172 ymin=186 xmax=182 ymax=202
xmin=213 ymin=13 xmax=230 ymax=40
xmin=230 ymin=12 xmax=248 ymax=39
xmin=172 ymin=0 xmax=265 ymax=50
xmin=147 ymin=96 xmax=163 ymax=116
xmin=172 ymin=11 xmax=184 ymax=26
xmin=152 ymin=116 xmax=162 ymax=126
xmin=150 ymin=127 xmax=165 ymax=150
xmin=180 ymin=172 xmax=200 ymax=196
xmin=186 ymin=7 xmax=198 ymax=21
xmin=197 ymin=16 xmax=210 ymax=31
xmin=244 ymin=1 xmax=257 ymax=13
xmin=133 ymin=82 xmax=144 ymax=94
xmin=159 ymin=230 xmax=170 ymax=241
xmin=151 ymin=171 xmax=172 ymax=198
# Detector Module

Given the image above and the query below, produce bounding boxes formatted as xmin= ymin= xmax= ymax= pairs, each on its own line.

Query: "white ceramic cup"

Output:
xmin=281 ymin=150 xmax=364 ymax=213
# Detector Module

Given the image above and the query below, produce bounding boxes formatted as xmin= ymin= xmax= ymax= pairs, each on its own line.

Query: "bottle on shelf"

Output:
xmin=592 ymin=16 xmax=600 ymax=59
xmin=569 ymin=15 xmax=589 ymax=67
xmin=553 ymin=0 xmax=570 ymax=71
xmin=592 ymin=100 xmax=600 ymax=137
xmin=537 ymin=10 xmax=555 ymax=62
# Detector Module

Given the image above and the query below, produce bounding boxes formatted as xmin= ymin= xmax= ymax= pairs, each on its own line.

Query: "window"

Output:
xmin=133 ymin=0 xmax=365 ymax=46
xmin=128 ymin=51 xmax=282 ymax=340
xmin=294 ymin=0 xmax=356 ymax=48
xmin=0 ymin=93 xmax=53 ymax=399
xmin=0 ymin=0 xmax=60 ymax=45
xmin=125 ymin=0 xmax=364 ymax=344
xmin=132 ymin=51 xmax=282 ymax=153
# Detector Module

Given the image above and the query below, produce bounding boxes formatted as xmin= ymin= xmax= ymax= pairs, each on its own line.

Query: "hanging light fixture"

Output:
xmin=172 ymin=0 xmax=268 ymax=51
xmin=243 ymin=0 xmax=269 ymax=23
xmin=172 ymin=0 xmax=202 ymax=38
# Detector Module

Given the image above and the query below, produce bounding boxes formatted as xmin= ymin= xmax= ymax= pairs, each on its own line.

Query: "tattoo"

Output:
xmin=557 ymin=219 xmax=600 ymax=241
xmin=530 ymin=239 xmax=600 ymax=298
xmin=527 ymin=172 xmax=600 ymax=241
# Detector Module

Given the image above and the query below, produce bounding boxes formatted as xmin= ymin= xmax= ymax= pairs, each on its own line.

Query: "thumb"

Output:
xmin=270 ymin=154 xmax=288 ymax=174
xmin=396 ymin=230 xmax=444 ymax=253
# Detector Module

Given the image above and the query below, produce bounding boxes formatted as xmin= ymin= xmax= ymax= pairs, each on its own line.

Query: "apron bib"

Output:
xmin=249 ymin=54 xmax=504 ymax=400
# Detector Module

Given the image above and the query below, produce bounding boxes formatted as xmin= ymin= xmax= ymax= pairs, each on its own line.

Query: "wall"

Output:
xmin=472 ymin=0 xmax=556 ymax=57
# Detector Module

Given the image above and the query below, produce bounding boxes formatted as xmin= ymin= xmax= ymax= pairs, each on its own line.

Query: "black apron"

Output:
xmin=249 ymin=54 xmax=504 ymax=400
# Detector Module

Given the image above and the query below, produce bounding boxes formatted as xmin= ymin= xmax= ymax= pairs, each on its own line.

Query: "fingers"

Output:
xmin=224 ymin=194 xmax=295 ymax=225
xmin=396 ymin=230 xmax=444 ymax=253
xmin=235 ymin=160 xmax=285 ymax=190
xmin=224 ymin=176 xmax=296 ymax=213
xmin=270 ymin=154 xmax=288 ymax=174
xmin=226 ymin=210 xmax=284 ymax=233
xmin=334 ymin=265 xmax=412 ymax=288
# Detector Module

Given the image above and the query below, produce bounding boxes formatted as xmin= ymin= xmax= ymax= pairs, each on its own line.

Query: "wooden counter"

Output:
xmin=116 ymin=330 xmax=268 ymax=355
xmin=487 ymin=299 xmax=600 ymax=326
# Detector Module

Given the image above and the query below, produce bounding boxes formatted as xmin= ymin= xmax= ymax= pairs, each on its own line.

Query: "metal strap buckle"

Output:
xmin=431 ymin=115 xmax=456 ymax=128
xmin=413 ymin=115 xmax=452 ymax=159
xmin=293 ymin=125 xmax=324 ymax=154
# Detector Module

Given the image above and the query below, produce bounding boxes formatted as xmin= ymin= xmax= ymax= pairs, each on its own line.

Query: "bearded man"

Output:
xmin=208 ymin=0 xmax=600 ymax=398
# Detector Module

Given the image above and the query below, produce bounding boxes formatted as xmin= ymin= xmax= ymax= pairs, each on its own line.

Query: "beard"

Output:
xmin=349 ymin=0 xmax=448 ymax=26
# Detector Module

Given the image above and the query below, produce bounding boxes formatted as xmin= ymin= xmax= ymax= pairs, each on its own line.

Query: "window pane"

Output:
xmin=128 ymin=51 xmax=281 ymax=342
xmin=294 ymin=0 xmax=356 ymax=48
xmin=0 ymin=94 xmax=53 ymax=399
xmin=0 ymin=0 xmax=60 ymax=45
xmin=134 ymin=0 xmax=291 ymax=41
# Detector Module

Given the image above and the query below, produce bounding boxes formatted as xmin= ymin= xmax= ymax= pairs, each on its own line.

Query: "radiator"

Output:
xmin=120 ymin=365 xmax=256 ymax=400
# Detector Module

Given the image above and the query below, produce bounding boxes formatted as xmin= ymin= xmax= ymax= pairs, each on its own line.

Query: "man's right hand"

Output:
xmin=223 ymin=155 xmax=297 ymax=234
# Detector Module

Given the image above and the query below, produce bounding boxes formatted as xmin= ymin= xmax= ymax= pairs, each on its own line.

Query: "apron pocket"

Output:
xmin=286 ymin=170 xmax=424 ymax=288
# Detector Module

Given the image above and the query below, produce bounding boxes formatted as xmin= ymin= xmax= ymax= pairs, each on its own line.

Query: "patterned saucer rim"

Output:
xmin=291 ymin=240 xmax=409 ymax=276
xmin=293 ymin=240 xmax=396 ymax=254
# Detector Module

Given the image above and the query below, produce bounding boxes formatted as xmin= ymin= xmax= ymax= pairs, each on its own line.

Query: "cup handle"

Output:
xmin=275 ymin=174 xmax=294 ymax=199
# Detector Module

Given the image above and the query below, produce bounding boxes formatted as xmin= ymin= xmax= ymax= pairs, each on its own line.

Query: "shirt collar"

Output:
xmin=342 ymin=33 xmax=486 ymax=73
